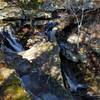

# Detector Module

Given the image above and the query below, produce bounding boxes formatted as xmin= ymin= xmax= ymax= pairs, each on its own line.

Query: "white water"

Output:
xmin=0 ymin=25 xmax=23 ymax=52
xmin=62 ymin=63 xmax=88 ymax=92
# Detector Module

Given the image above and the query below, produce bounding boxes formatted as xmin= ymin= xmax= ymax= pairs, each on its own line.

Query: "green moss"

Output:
xmin=6 ymin=74 xmax=21 ymax=85
xmin=0 ymin=73 xmax=31 ymax=100
xmin=4 ymin=85 xmax=31 ymax=100
xmin=0 ymin=75 xmax=4 ymax=84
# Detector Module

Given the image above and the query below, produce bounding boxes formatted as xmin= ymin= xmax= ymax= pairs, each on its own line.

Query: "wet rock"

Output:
xmin=30 ymin=72 xmax=47 ymax=94
xmin=0 ymin=54 xmax=31 ymax=99
xmin=15 ymin=58 xmax=31 ymax=73
xmin=0 ymin=24 xmax=24 ymax=52
xmin=5 ymin=52 xmax=31 ymax=73
xmin=42 ymin=0 xmax=66 ymax=11
xmin=33 ymin=96 xmax=42 ymax=100
xmin=59 ymin=42 xmax=79 ymax=62
xmin=41 ymin=93 xmax=59 ymax=100
xmin=93 ymin=0 xmax=100 ymax=7
xmin=21 ymin=75 xmax=32 ymax=91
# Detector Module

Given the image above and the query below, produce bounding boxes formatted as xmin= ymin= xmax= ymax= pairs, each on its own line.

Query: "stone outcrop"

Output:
xmin=0 ymin=50 xmax=31 ymax=100
xmin=0 ymin=6 xmax=23 ymax=20
xmin=0 ymin=1 xmax=23 ymax=20
xmin=56 ymin=7 xmax=100 ymax=97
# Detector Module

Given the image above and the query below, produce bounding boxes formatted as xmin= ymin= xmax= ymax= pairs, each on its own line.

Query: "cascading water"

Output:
xmin=60 ymin=53 xmax=88 ymax=92
xmin=45 ymin=22 xmax=87 ymax=93
xmin=61 ymin=62 xmax=88 ymax=92
xmin=0 ymin=24 xmax=24 ymax=52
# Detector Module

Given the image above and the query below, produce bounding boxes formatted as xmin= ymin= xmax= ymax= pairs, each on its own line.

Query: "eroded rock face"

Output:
xmin=0 ymin=5 xmax=23 ymax=20
xmin=4 ymin=52 xmax=31 ymax=74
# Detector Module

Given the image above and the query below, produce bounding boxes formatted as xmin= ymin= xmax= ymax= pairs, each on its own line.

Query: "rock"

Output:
xmin=18 ymin=41 xmax=53 ymax=61
xmin=59 ymin=42 xmax=79 ymax=62
xmin=41 ymin=93 xmax=59 ymax=100
xmin=21 ymin=75 xmax=32 ymax=91
xmin=0 ymin=6 xmax=23 ymax=20
xmin=57 ymin=10 xmax=100 ymax=97
xmin=90 ymin=39 xmax=100 ymax=54
xmin=0 ymin=63 xmax=15 ymax=85
xmin=0 ymin=2 xmax=8 ymax=10
xmin=41 ymin=0 xmax=65 ymax=11
xmin=35 ymin=12 xmax=52 ymax=18
xmin=0 ymin=58 xmax=31 ymax=99
xmin=15 ymin=58 xmax=31 ymax=73
xmin=42 ymin=1 xmax=56 ymax=11
xmin=28 ymin=72 xmax=51 ymax=97
xmin=67 ymin=33 xmax=84 ymax=44
xmin=33 ymin=96 xmax=42 ymax=100
xmin=0 ymin=66 xmax=14 ymax=79
xmin=30 ymin=72 xmax=43 ymax=92
xmin=33 ymin=20 xmax=48 ymax=26
xmin=0 ymin=72 xmax=31 ymax=100
xmin=50 ymin=66 xmax=60 ymax=78
xmin=5 ymin=52 xmax=31 ymax=73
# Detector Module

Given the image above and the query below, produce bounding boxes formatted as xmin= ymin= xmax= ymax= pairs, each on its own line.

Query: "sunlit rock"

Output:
xmin=0 ymin=6 xmax=23 ymax=20
xmin=0 ymin=2 xmax=8 ymax=10
xmin=18 ymin=40 xmax=53 ymax=61
xmin=67 ymin=33 xmax=84 ymax=44
xmin=35 ymin=12 xmax=52 ymax=18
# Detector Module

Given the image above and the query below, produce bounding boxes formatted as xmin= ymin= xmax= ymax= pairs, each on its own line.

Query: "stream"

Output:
xmin=0 ymin=21 xmax=99 ymax=100
xmin=0 ymin=24 xmax=24 ymax=52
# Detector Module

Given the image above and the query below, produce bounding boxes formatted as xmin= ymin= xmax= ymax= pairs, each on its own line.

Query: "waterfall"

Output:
xmin=63 ymin=66 xmax=88 ymax=92
xmin=60 ymin=52 xmax=88 ymax=93
xmin=0 ymin=24 xmax=24 ymax=52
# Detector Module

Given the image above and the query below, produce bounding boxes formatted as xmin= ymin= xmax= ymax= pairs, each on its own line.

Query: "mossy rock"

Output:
xmin=0 ymin=73 xmax=31 ymax=100
xmin=0 ymin=50 xmax=31 ymax=100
